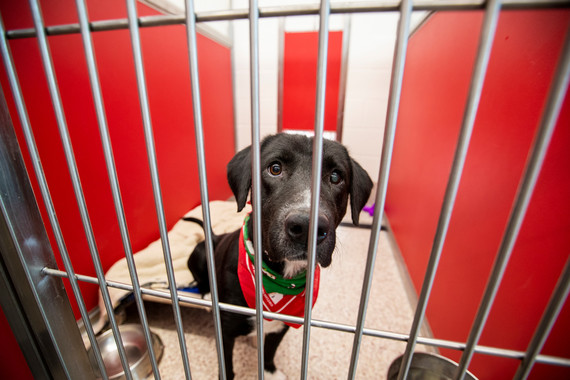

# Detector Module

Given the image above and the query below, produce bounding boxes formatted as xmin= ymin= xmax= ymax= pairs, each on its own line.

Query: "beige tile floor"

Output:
xmin=124 ymin=212 xmax=435 ymax=379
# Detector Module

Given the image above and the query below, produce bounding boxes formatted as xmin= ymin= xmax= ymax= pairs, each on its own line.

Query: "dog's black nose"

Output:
xmin=285 ymin=213 xmax=330 ymax=245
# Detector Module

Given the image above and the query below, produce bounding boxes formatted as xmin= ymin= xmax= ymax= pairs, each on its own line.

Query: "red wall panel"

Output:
xmin=0 ymin=0 xmax=234 ymax=317
xmin=0 ymin=307 xmax=34 ymax=380
xmin=386 ymin=10 xmax=570 ymax=379
xmin=282 ymin=31 xmax=342 ymax=132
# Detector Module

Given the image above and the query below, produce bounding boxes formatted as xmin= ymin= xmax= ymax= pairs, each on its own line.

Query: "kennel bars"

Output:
xmin=398 ymin=0 xmax=502 ymax=378
xmin=0 ymin=1 xmax=569 ymax=380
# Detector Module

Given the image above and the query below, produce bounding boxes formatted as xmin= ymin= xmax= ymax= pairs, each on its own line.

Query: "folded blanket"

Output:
xmin=94 ymin=200 xmax=250 ymax=333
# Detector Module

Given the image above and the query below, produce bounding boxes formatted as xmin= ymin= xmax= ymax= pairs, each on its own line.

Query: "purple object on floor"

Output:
xmin=363 ymin=203 xmax=375 ymax=217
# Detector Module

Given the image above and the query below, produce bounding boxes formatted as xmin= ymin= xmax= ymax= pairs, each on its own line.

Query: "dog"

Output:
xmin=187 ymin=133 xmax=373 ymax=379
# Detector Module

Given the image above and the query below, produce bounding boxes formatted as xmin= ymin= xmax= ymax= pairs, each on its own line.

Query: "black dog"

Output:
xmin=187 ymin=133 xmax=372 ymax=379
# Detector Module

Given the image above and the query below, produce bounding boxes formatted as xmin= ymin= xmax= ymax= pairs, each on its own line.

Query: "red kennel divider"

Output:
xmin=0 ymin=0 xmax=235 ymax=316
xmin=385 ymin=9 xmax=570 ymax=379
xmin=282 ymin=30 xmax=342 ymax=133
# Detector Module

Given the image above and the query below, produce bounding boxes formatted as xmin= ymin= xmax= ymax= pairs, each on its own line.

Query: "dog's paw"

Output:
xmin=264 ymin=369 xmax=287 ymax=380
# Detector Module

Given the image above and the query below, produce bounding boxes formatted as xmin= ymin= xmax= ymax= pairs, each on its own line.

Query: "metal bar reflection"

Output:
xmin=124 ymin=0 xmax=192 ymax=378
xmin=346 ymin=0 xmax=412 ymax=378
xmin=397 ymin=0 xmax=502 ymax=379
xmin=455 ymin=27 xmax=570 ymax=380
xmin=27 ymin=0 xmax=134 ymax=377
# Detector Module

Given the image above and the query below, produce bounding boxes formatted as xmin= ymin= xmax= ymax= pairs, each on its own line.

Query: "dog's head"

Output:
xmin=227 ymin=133 xmax=372 ymax=273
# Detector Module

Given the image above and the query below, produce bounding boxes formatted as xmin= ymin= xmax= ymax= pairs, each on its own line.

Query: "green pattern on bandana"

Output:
xmin=243 ymin=215 xmax=307 ymax=295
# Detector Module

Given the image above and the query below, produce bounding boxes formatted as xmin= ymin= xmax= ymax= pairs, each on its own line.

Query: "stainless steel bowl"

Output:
xmin=388 ymin=352 xmax=478 ymax=380
xmin=88 ymin=324 xmax=164 ymax=380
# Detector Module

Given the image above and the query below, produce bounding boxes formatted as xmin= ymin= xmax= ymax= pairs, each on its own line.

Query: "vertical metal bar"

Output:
xmin=183 ymin=1 xmax=226 ymax=378
xmin=301 ymin=0 xmax=330 ymax=378
xmin=335 ymin=14 xmax=351 ymax=142
xmin=0 ymin=12 xmax=107 ymax=380
xmin=249 ymin=0 xmax=265 ymax=378
xmin=124 ymin=1 xmax=192 ymax=378
xmin=347 ymin=1 xmax=412 ymax=378
xmin=514 ymin=257 xmax=570 ymax=380
xmin=277 ymin=17 xmax=284 ymax=133
xmin=455 ymin=27 xmax=570 ymax=380
xmin=397 ymin=1 xmax=502 ymax=379
xmin=73 ymin=0 xmax=161 ymax=378
xmin=27 ymin=0 xmax=136 ymax=378
xmin=230 ymin=0 xmax=239 ymax=154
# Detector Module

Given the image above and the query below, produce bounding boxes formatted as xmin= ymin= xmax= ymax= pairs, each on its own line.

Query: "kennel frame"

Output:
xmin=0 ymin=1 xmax=569 ymax=380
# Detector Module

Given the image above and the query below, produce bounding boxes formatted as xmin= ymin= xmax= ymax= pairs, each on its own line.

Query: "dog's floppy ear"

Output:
xmin=227 ymin=145 xmax=252 ymax=212
xmin=350 ymin=158 xmax=373 ymax=226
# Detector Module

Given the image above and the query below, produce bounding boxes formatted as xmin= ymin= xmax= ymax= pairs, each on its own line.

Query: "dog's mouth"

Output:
xmin=264 ymin=230 xmax=335 ymax=269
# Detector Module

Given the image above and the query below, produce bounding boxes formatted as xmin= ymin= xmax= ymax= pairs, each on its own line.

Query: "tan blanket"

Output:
xmin=94 ymin=200 xmax=250 ymax=333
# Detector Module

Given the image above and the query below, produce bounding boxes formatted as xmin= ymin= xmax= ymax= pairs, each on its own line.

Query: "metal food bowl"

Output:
xmin=88 ymin=324 xmax=164 ymax=380
xmin=388 ymin=352 xmax=478 ymax=380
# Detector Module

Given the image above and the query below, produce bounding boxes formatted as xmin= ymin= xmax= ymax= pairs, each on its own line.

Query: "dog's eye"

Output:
xmin=330 ymin=170 xmax=342 ymax=184
xmin=268 ymin=162 xmax=282 ymax=176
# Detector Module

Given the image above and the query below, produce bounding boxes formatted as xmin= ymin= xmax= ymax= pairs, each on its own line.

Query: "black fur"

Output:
xmin=187 ymin=133 xmax=372 ymax=379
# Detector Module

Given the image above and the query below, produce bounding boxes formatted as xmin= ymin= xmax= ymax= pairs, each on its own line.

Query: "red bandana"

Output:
xmin=237 ymin=221 xmax=320 ymax=329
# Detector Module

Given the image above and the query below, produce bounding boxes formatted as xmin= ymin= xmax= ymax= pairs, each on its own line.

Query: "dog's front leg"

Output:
xmin=263 ymin=325 xmax=289 ymax=379
xmin=221 ymin=332 xmax=236 ymax=380
xmin=220 ymin=310 xmax=252 ymax=380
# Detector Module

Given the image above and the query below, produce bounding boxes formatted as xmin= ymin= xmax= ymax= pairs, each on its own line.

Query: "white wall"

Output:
xmin=145 ymin=0 xmax=426 ymax=178
xmin=340 ymin=11 xmax=399 ymax=179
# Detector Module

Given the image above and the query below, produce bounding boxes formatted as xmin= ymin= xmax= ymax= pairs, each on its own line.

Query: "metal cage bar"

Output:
xmin=300 ymin=0 xmax=331 ymax=378
xmin=183 ymin=0 xmax=227 ymax=378
xmin=38 ymin=267 xmax=570 ymax=369
xmin=230 ymin=0 xmax=240 ymax=155
xmin=73 ymin=0 xmax=162 ymax=378
xmin=248 ymin=0 xmax=266 ymax=378
xmin=335 ymin=14 xmax=351 ymax=141
xmin=397 ymin=0 xmax=502 ymax=378
xmin=347 ymin=0 xmax=413 ymax=377
xmin=455 ymin=25 xmax=570 ymax=380
xmin=514 ymin=257 xmax=570 ymax=379
xmin=0 ymin=79 xmax=97 ymax=380
xmin=0 ymin=12 xmax=108 ymax=380
xmin=124 ymin=0 xmax=192 ymax=378
xmin=3 ymin=0 xmax=569 ymax=41
xmin=27 ymin=0 xmax=136 ymax=378
xmin=277 ymin=17 xmax=285 ymax=133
